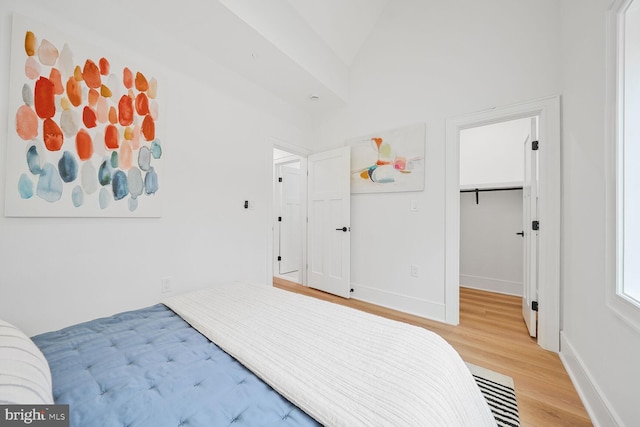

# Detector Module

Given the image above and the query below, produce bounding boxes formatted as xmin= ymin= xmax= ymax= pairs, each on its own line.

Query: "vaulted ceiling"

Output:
xmin=214 ymin=0 xmax=390 ymax=114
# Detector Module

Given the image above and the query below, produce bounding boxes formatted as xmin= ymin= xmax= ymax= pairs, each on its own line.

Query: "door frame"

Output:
xmin=267 ymin=139 xmax=310 ymax=286
xmin=445 ymin=95 xmax=561 ymax=352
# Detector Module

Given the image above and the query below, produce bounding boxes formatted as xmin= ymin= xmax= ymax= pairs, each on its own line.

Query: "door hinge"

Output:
xmin=277 ymin=216 xmax=282 ymax=222
xmin=277 ymin=256 xmax=282 ymax=261
xmin=278 ymin=177 xmax=282 ymax=182
xmin=532 ymin=220 xmax=539 ymax=231
xmin=532 ymin=140 xmax=539 ymax=151
xmin=532 ymin=301 xmax=539 ymax=311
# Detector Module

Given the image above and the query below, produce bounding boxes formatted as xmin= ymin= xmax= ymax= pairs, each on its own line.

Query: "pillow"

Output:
xmin=0 ymin=319 xmax=54 ymax=404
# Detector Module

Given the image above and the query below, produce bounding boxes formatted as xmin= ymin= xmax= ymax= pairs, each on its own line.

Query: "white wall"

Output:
xmin=559 ymin=1 xmax=640 ymax=426
xmin=0 ymin=0 xmax=313 ymax=336
xmin=314 ymin=0 xmax=561 ymax=320
xmin=460 ymin=190 xmax=523 ymax=296
xmin=460 ymin=118 xmax=529 ymax=189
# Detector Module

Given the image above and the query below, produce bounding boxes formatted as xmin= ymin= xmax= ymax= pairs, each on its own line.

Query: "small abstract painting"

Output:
xmin=5 ymin=14 xmax=163 ymax=217
xmin=348 ymin=123 xmax=425 ymax=193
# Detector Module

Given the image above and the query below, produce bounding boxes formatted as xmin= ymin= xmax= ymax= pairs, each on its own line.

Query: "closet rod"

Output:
xmin=460 ymin=186 xmax=523 ymax=204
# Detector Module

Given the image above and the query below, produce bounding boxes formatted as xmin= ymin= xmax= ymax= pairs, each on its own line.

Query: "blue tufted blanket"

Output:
xmin=31 ymin=304 xmax=320 ymax=427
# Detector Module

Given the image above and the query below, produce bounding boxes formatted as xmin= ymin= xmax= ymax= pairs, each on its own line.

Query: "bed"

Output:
xmin=2 ymin=281 xmax=497 ymax=426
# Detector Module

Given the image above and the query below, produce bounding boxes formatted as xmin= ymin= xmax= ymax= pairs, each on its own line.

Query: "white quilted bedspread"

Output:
xmin=163 ymin=282 xmax=496 ymax=427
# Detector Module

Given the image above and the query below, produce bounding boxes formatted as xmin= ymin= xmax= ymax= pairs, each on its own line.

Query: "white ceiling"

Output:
xmin=214 ymin=0 xmax=390 ymax=114
xmin=286 ymin=0 xmax=390 ymax=66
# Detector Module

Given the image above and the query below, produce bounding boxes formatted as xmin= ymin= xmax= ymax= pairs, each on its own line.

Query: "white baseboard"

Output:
xmin=350 ymin=282 xmax=445 ymax=321
xmin=460 ymin=274 xmax=523 ymax=296
xmin=560 ymin=333 xmax=623 ymax=427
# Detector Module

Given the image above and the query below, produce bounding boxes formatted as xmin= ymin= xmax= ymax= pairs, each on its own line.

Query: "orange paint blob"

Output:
xmin=124 ymin=127 xmax=134 ymax=140
xmin=108 ymin=106 xmax=118 ymax=124
xmin=88 ymin=89 xmax=99 ymax=106
xmin=82 ymin=106 xmax=97 ymax=128
xmin=43 ymin=118 xmax=63 ymax=151
xmin=147 ymin=78 xmax=158 ymax=99
xmin=118 ymin=95 xmax=134 ymax=126
xmin=135 ymin=93 xmax=149 ymax=115
xmin=372 ymin=137 xmax=383 ymax=149
xmin=100 ymin=84 xmax=112 ymax=98
xmin=104 ymin=124 xmax=119 ymax=149
xmin=24 ymin=31 xmax=36 ymax=56
xmin=73 ymin=65 xmax=83 ymax=81
xmin=141 ymin=115 xmax=155 ymax=141
xmin=25 ymin=57 xmax=41 ymax=80
xmin=83 ymin=59 xmax=101 ymax=89
xmin=99 ymin=57 xmax=110 ymax=75
xmin=135 ymin=72 xmax=149 ymax=92
xmin=76 ymin=129 xmax=93 ymax=160
xmin=360 ymin=170 xmax=369 ymax=180
xmin=60 ymin=97 xmax=71 ymax=111
xmin=119 ymin=140 xmax=133 ymax=170
xmin=66 ymin=77 xmax=83 ymax=107
xmin=37 ymin=39 xmax=59 ymax=66
xmin=34 ymin=77 xmax=56 ymax=119
xmin=96 ymin=97 xmax=109 ymax=123
xmin=123 ymin=67 xmax=133 ymax=89
xmin=49 ymin=68 xmax=64 ymax=94
xmin=15 ymin=105 xmax=39 ymax=140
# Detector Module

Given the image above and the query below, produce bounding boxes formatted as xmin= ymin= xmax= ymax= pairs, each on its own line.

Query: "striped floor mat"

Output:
xmin=466 ymin=363 xmax=520 ymax=427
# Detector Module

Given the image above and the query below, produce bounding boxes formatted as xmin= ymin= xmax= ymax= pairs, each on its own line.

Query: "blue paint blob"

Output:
xmin=138 ymin=146 xmax=151 ymax=171
xmin=22 ymin=84 xmax=33 ymax=106
xmin=36 ymin=163 xmax=63 ymax=203
xmin=128 ymin=197 xmax=138 ymax=212
xmin=71 ymin=185 xmax=84 ymax=207
xmin=112 ymin=170 xmax=129 ymax=201
xmin=27 ymin=145 xmax=42 ymax=175
xmin=98 ymin=160 xmax=111 ymax=186
xmin=144 ymin=167 xmax=159 ymax=195
xmin=58 ymin=151 xmax=78 ymax=183
xmin=151 ymin=140 xmax=162 ymax=159
xmin=99 ymin=187 xmax=111 ymax=209
xmin=110 ymin=151 xmax=119 ymax=168
xmin=128 ymin=167 xmax=144 ymax=198
xmin=18 ymin=174 xmax=33 ymax=199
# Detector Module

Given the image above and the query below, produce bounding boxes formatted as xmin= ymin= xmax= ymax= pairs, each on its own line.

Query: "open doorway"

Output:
xmin=445 ymin=96 xmax=561 ymax=351
xmin=459 ymin=117 xmax=538 ymax=338
xmin=273 ymin=147 xmax=306 ymax=284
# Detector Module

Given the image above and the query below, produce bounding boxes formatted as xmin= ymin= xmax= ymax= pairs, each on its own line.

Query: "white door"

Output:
xmin=279 ymin=165 xmax=302 ymax=274
xmin=307 ymin=146 xmax=351 ymax=298
xmin=522 ymin=117 xmax=539 ymax=337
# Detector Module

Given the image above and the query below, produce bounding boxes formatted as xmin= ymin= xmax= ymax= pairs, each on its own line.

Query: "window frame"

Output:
xmin=606 ymin=0 xmax=640 ymax=332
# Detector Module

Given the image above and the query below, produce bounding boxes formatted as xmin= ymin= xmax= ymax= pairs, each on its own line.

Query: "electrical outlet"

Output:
xmin=160 ymin=277 xmax=172 ymax=294
xmin=410 ymin=265 xmax=419 ymax=277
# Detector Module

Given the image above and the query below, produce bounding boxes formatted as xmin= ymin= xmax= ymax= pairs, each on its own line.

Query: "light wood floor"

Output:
xmin=273 ymin=278 xmax=593 ymax=427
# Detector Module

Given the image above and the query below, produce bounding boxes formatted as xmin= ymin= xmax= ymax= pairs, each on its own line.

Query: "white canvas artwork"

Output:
xmin=5 ymin=14 xmax=164 ymax=217
xmin=348 ymin=123 xmax=425 ymax=194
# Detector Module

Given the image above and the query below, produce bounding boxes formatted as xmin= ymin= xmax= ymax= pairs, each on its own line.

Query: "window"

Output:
xmin=608 ymin=0 xmax=640 ymax=330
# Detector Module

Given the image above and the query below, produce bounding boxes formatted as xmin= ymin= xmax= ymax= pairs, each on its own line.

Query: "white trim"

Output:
xmin=445 ymin=96 xmax=561 ymax=351
xmin=459 ymin=276 xmax=523 ymax=297
xmin=604 ymin=0 xmax=640 ymax=333
xmin=351 ymin=282 xmax=446 ymax=321
xmin=560 ymin=333 xmax=623 ymax=427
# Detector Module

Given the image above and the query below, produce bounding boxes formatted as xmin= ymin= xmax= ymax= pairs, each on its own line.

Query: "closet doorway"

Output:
xmin=459 ymin=117 xmax=538 ymax=337
xmin=445 ymin=96 xmax=561 ymax=352
xmin=273 ymin=147 xmax=307 ymax=284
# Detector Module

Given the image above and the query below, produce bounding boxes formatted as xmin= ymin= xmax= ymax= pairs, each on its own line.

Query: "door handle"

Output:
xmin=516 ymin=231 xmax=524 ymax=236
xmin=336 ymin=227 xmax=348 ymax=232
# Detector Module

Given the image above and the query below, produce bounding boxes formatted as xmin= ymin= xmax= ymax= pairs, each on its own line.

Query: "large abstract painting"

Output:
xmin=348 ymin=123 xmax=425 ymax=193
xmin=5 ymin=14 xmax=163 ymax=217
